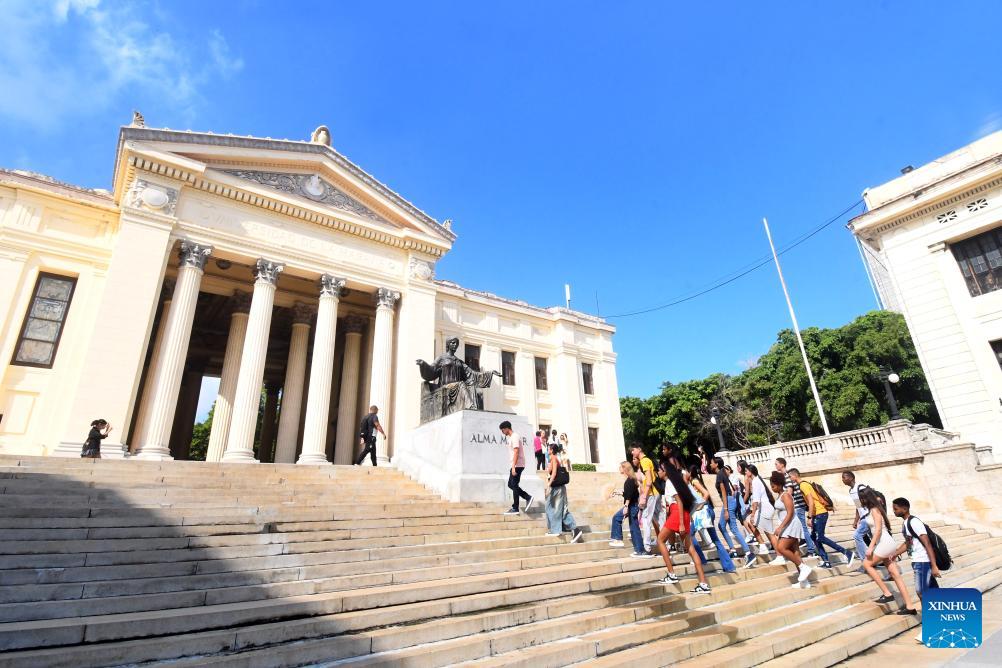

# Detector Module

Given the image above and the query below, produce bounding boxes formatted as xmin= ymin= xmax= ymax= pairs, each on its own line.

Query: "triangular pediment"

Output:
xmin=221 ymin=169 xmax=390 ymax=225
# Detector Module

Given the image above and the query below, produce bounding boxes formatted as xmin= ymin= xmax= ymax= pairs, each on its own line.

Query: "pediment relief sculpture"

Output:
xmin=222 ymin=169 xmax=389 ymax=225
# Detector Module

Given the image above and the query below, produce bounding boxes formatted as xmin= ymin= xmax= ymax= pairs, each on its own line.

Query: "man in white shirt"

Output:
xmin=892 ymin=497 xmax=941 ymax=642
xmin=842 ymin=471 xmax=870 ymax=564
xmin=500 ymin=421 xmax=534 ymax=515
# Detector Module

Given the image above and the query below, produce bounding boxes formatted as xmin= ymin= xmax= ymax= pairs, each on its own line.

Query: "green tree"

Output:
xmin=623 ymin=310 xmax=940 ymax=450
xmin=188 ymin=402 xmax=213 ymax=461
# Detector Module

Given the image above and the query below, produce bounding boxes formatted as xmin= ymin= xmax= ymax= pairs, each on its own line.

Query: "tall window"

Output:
xmin=991 ymin=340 xmax=1002 ymax=371
xmin=501 ymin=350 xmax=516 ymax=386
xmin=952 ymin=228 xmax=1002 ymax=297
xmin=12 ymin=273 xmax=77 ymax=368
xmin=581 ymin=362 xmax=595 ymax=395
xmin=534 ymin=356 xmax=548 ymax=390
xmin=464 ymin=343 xmax=481 ymax=371
xmin=588 ymin=427 xmax=600 ymax=464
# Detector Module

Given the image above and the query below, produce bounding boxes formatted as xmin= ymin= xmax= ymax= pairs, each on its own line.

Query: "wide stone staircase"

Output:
xmin=0 ymin=457 xmax=999 ymax=667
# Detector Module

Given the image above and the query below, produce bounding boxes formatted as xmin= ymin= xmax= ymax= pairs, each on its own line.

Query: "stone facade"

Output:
xmin=850 ymin=130 xmax=1002 ymax=455
xmin=0 ymin=125 xmax=625 ymax=470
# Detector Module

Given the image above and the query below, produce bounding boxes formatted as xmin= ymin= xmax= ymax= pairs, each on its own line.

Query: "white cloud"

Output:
xmin=975 ymin=111 xmax=1002 ymax=140
xmin=0 ymin=0 xmax=243 ymax=129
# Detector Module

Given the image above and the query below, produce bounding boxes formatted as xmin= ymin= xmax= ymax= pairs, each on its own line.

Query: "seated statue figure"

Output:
xmin=416 ymin=337 xmax=500 ymax=422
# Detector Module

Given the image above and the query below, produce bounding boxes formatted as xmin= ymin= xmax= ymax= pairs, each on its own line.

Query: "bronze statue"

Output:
xmin=416 ymin=337 xmax=500 ymax=422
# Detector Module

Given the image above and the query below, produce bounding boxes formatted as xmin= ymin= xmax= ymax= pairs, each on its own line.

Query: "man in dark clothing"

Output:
xmin=355 ymin=405 xmax=387 ymax=466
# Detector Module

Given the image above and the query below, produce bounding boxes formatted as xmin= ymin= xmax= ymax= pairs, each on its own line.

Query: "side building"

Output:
xmin=0 ymin=122 xmax=625 ymax=470
xmin=850 ymin=130 xmax=1002 ymax=454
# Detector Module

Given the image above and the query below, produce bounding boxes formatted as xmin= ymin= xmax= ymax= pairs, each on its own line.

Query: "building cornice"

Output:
xmin=849 ymin=157 xmax=1002 ymax=240
xmin=113 ymin=126 xmax=456 ymax=243
xmin=0 ymin=169 xmax=118 ymax=214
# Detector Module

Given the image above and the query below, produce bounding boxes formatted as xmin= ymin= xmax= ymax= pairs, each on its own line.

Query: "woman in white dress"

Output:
xmin=742 ymin=463 xmax=777 ymax=565
xmin=860 ymin=488 xmax=918 ymax=614
xmin=769 ymin=472 xmax=812 ymax=588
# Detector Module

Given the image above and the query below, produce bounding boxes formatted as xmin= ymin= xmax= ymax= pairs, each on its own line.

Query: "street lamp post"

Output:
xmin=878 ymin=367 xmax=901 ymax=421
xmin=710 ymin=407 xmax=727 ymax=455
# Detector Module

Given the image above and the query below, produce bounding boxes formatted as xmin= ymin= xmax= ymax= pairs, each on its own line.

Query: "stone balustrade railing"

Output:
xmin=717 ymin=420 xmax=967 ymax=474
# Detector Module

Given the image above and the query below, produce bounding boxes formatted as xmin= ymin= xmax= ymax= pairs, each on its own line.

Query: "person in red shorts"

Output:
xmin=654 ymin=459 xmax=711 ymax=593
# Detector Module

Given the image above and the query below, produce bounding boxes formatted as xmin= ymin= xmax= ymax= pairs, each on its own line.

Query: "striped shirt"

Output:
xmin=786 ymin=472 xmax=807 ymax=510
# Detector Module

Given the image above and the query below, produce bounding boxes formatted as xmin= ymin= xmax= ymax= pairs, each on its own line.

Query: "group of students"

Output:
xmin=608 ymin=446 xmax=945 ymax=612
xmin=531 ymin=428 xmax=570 ymax=470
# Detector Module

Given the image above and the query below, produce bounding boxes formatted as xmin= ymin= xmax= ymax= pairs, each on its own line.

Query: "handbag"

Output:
xmin=552 ymin=466 xmax=570 ymax=487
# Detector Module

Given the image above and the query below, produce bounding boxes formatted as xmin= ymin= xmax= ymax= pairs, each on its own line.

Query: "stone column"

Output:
xmin=334 ymin=314 xmax=366 ymax=465
xmin=223 ymin=258 xmax=284 ymax=462
xmin=205 ymin=290 xmax=252 ymax=462
xmin=274 ymin=302 xmax=315 ymax=463
xmin=134 ymin=242 xmax=212 ymax=460
xmin=368 ymin=288 xmax=400 ymax=465
xmin=130 ymin=278 xmax=174 ymax=452
xmin=298 ymin=276 xmax=346 ymax=465
xmin=258 ymin=382 xmax=281 ymax=462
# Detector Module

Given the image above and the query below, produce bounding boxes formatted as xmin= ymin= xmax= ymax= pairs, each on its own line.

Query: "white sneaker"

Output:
xmin=545 ymin=532 xmax=561 ymax=537
xmin=798 ymin=564 xmax=812 ymax=583
xmin=609 ymin=540 xmax=625 ymax=548
xmin=769 ymin=555 xmax=787 ymax=566
xmin=758 ymin=545 xmax=770 ymax=556
xmin=791 ymin=580 xmax=812 ymax=589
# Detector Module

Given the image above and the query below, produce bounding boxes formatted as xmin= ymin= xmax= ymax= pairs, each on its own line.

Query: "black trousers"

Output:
xmin=507 ymin=466 xmax=531 ymax=509
xmin=355 ymin=438 xmax=377 ymax=466
xmin=535 ymin=451 xmax=545 ymax=470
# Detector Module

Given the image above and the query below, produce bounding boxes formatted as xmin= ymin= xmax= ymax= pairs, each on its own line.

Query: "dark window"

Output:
xmin=588 ymin=427 xmax=600 ymax=464
xmin=12 ymin=272 xmax=77 ymax=368
xmin=952 ymin=228 xmax=1002 ymax=297
xmin=991 ymin=340 xmax=1002 ymax=370
xmin=501 ymin=350 xmax=516 ymax=386
xmin=581 ymin=362 xmax=595 ymax=395
xmin=464 ymin=343 xmax=481 ymax=371
xmin=534 ymin=356 xmax=548 ymax=390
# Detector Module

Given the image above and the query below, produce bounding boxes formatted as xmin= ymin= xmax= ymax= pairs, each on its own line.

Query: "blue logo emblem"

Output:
xmin=922 ymin=588 xmax=981 ymax=649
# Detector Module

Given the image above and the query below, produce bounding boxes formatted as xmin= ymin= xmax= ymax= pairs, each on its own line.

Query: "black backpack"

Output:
xmin=905 ymin=516 xmax=952 ymax=571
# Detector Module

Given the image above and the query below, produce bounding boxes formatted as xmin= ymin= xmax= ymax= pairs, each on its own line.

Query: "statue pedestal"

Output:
xmin=394 ymin=410 xmax=544 ymax=505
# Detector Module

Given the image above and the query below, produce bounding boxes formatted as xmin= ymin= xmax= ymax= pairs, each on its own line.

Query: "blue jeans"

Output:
xmin=717 ymin=496 xmax=750 ymax=554
xmin=913 ymin=561 xmax=939 ymax=599
xmin=795 ymin=507 xmax=817 ymax=554
xmin=853 ymin=518 xmax=869 ymax=561
xmin=546 ymin=485 xmax=578 ymax=534
xmin=692 ymin=506 xmax=736 ymax=572
xmin=611 ymin=505 xmax=644 ymax=553
xmin=810 ymin=512 xmax=851 ymax=563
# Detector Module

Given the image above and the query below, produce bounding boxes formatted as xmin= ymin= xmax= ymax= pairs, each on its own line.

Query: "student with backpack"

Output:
xmin=859 ymin=488 xmax=918 ymax=615
xmin=799 ymin=475 xmax=854 ymax=569
xmin=892 ymin=497 xmax=947 ymax=642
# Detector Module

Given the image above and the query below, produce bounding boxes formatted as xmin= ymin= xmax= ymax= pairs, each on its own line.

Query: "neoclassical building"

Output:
xmin=850 ymin=130 xmax=1002 ymax=455
xmin=0 ymin=121 xmax=624 ymax=469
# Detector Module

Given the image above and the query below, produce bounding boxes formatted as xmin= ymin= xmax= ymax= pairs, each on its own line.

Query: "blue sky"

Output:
xmin=3 ymin=1 xmax=1002 ymax=411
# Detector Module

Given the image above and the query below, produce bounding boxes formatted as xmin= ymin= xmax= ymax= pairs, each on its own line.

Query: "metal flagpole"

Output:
xmin=762 ymin=217 xmax=830 ymax=436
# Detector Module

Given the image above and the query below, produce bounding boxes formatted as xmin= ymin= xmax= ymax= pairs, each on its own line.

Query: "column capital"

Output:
xmin=178 ymin=241 xmax=213 ymax=271
xmin=319 ymin=274 xmax=347 ymax=298
xmin=291 ymin=301 xmax=316 ymax=325
xmin=253 ymin=258 xmax=285 ymax=285
xmin=342 ymin=314 xmax=367 ymax=335
xmin=375 ymin=287 xmax=401 ymax=309
xmin=230 ymin=289 xmax=253 ymax=314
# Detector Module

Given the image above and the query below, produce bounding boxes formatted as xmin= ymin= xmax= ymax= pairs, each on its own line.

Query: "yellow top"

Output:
xmin=800 ymin=481 xmax=828 ymax=516
xmin=640 ymin=456 xmax=659 ymax=496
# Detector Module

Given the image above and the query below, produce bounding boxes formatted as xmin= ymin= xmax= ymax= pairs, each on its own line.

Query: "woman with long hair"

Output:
xmin=544 ymin=441 xmax=583 ymax=543
xmin=654 ymin=460 xmax=711 ymax=593
xmin=860 ymin=487 xmax=918 ymax=614
xmin=743 ymin=463 xmax=778 ymax=566
xmin=81 ymin=419 xmax=111 ymax=459
xmin=769 ymin=472 xmax=813 ymax=588
xmin=685 ymin=465 xmax=737 ymax=573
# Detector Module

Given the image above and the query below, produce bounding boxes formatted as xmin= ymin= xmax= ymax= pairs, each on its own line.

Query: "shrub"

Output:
xmin=572 ymin=463 xmax=596 ymax=472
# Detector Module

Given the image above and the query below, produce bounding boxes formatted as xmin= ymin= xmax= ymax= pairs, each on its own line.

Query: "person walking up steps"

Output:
xmin=609 ymin=461 xmax=644 ymax=554
xmin=769 ymin=472 xmax=813 ymax=588
xmin=533 ymin=431 xmax=545 ymax=470
xmin=798 ymin=471 xmax=853 ymax=569
xmin=654 ymin=460 xmax=712 ymax=593
xmin=892 ymin=497 xmax=942 ymax=642
xmin=775 ymin=458 xmax=817 ymax=557
xmin=859 ymin=487 xmax=918 ymax=615
xmin=745 ymin=463 xmax=778 ymax=565
xmin=631 ymin=445 xmax=661 ymax=555
xmin=544 ymin=441 xmax=583 ymax=542
xmin=685 ymin=466 xmax=736 ymax=573
xmin=81 ymin=419 xmax=111 ymax=459
xmin=354 ymin=406 xmax=386 ymax=466
xmin=499 ymin=421 xmax=534 ymax=515
xmin=711 ymin=457 xmax=754 ymax=568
